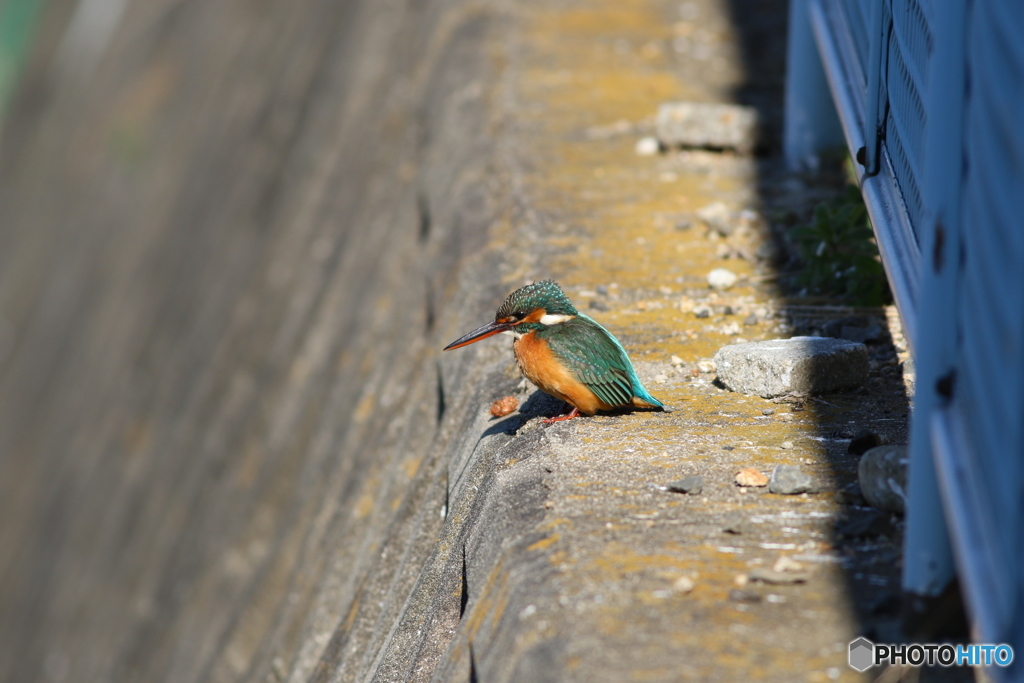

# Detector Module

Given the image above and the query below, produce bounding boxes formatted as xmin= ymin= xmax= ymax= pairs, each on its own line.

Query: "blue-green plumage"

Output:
xmin=443 ymin=280 xmax=664 ymax=420
xmin=535 ymin=314 xmax=663 ymax=409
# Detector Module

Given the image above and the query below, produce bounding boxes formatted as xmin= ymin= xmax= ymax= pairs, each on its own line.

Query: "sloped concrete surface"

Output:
xmin=0 ymin=0 xmax=920 ymax=681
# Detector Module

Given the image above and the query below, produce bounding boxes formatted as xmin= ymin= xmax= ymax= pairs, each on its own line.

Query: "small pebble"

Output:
xmin=734 ymin=574 xmax=749 ymax=588
xmin=693 ymin=304 xmax=712 ymax=318
xmin=769 ymin=464 xmax=817 ymax=495
xmin=673 ymin=576 xmax=695 ymax=593
xmin=772 ymin=556 xmax=804 ymax=573
xmin=670 ymin=354 xmax=684 ymax=366
xmin=490 ymin=396 xmax=519 ymax=417
xmin=635 ymin=136 xmax=661 ymax=155
xmin=744 ymin=313 xmax=758 ymax=326
xmin=729 ymin=589 xmax=761 ymax=603
xmin=858 ymin=445 xmax=908 ymax=514
xmin=695 ymin=201 xmax=734 ymax=236
xmin=735 ymin=468 xmax=768 ymax=487
xmin=589 ymin=300 xmax=609 ymax=312
xmin=654 ymin=374 xmax=668 ymax=384
xmin=780 ymin=441 xmax=794 ymax=450
xmin=721 ymin=514 xmax=749 ymax=535
xmin=707 ymin=267 xmax=738 ymax=290
xmin=666 ymin=475 xmax=704 ymax=495
xmin=696 ymin=359 xmax=716 ymax=373
xmin=748 ymin=568 xmax=809 ymax=585
xmin=834 ymin=482 xmax=866 ymax=506
xmin=761 ymin=408 xmax=775 ymax=416
xmin=848 ymin=430 xmax=882 ymax=455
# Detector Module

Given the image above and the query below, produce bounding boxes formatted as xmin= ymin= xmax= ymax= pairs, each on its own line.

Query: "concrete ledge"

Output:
xmin=0 ymin=0 xmax=913 ymax=680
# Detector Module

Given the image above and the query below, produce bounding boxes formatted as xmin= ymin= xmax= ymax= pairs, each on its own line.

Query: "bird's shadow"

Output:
xmin=482 ymin=390 xmax=667 ymax=437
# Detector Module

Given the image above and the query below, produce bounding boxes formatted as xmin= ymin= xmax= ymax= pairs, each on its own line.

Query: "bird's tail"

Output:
xmin=632 ymin=385 xmax=664 ymax=410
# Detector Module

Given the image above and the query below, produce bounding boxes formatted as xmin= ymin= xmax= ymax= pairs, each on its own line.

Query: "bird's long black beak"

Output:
xmin=443 ymin=320 xmax=510 ymax=350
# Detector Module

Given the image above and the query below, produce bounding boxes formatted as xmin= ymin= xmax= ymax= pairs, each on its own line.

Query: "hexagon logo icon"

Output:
xmin=849 ymin=637 xmax=875 ymax=672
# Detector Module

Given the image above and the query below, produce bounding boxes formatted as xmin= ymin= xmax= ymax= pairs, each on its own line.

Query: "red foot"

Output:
xmin=541 ymin=406 xmax=580 ymax=424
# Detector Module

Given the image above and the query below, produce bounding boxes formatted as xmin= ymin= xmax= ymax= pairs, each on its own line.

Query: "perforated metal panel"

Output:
xmin=786 ymin=0 xmax=1024 ymax=666
xmin=883 ymin=0 xmax=933 ymax=242
xmin=839 ymin=0 xmax=873 ymax=80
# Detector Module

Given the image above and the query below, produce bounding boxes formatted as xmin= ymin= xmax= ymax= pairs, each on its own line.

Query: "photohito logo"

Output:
xmin=848 ymin=637 xmax=874 ymax=672
xmin=849 ymin=637 xmax=1014 ymax=672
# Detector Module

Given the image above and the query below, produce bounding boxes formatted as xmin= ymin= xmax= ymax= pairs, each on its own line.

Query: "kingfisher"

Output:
xmin=443 ymin=280 xmax=664 ymax=423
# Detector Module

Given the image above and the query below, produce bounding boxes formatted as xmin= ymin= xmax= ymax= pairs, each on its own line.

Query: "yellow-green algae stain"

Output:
xmin=450 ymin=0 xmax=879 ymax=679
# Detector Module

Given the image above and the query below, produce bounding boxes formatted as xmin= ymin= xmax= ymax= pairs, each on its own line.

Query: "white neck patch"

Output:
xmin=539 ymin=313 xmax=574 ymax=326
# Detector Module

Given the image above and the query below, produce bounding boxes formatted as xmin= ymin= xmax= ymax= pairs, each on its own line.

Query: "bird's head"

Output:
xmin=443 ymin=280 xmax=578 ymax=350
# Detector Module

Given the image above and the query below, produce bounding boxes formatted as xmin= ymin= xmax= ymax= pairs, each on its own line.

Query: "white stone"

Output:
xmin=634 ymin=136 xmax=661 ymax=155
xmin=707 ymin=267 xmax=738 ymax=290
xmin=697 ymin=359 xmax=716 ymax=374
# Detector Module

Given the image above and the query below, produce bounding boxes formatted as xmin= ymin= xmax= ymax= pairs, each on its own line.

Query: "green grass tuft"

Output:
xmin=791 ymin=183 xmax=892 ymax=307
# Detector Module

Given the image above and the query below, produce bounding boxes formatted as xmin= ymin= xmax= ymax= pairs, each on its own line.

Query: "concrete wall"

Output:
xmin=0 ymin=0 xmax=516 ymax=679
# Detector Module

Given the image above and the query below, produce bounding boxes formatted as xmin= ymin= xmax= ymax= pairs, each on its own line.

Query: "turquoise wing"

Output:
xmin=540 ymin=316 xmax=662 ymax=408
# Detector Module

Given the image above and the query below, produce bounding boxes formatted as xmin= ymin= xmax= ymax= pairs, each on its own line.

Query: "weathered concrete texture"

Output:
xmin=715 ymin=337 xmax=870 ymax=398
xmin=0 ymin=0 xmax=513 ymax=680
xmin=0 ymin=0 xmax=919 ymax=681
xmin=858 ymin=446 xmax=908 ymax=515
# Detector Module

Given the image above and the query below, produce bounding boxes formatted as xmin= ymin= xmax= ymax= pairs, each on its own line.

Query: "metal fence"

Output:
xmin=786 ymin=0 xmax=1024 ymax=673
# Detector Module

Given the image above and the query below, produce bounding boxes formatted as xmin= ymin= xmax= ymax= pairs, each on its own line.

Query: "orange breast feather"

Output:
xmin=513 ymin=331 xmax=610 ymax=415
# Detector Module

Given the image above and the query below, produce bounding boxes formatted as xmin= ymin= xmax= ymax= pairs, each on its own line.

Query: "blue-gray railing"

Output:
xmin=786 ymin=0 xmax=1024 ymax=672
